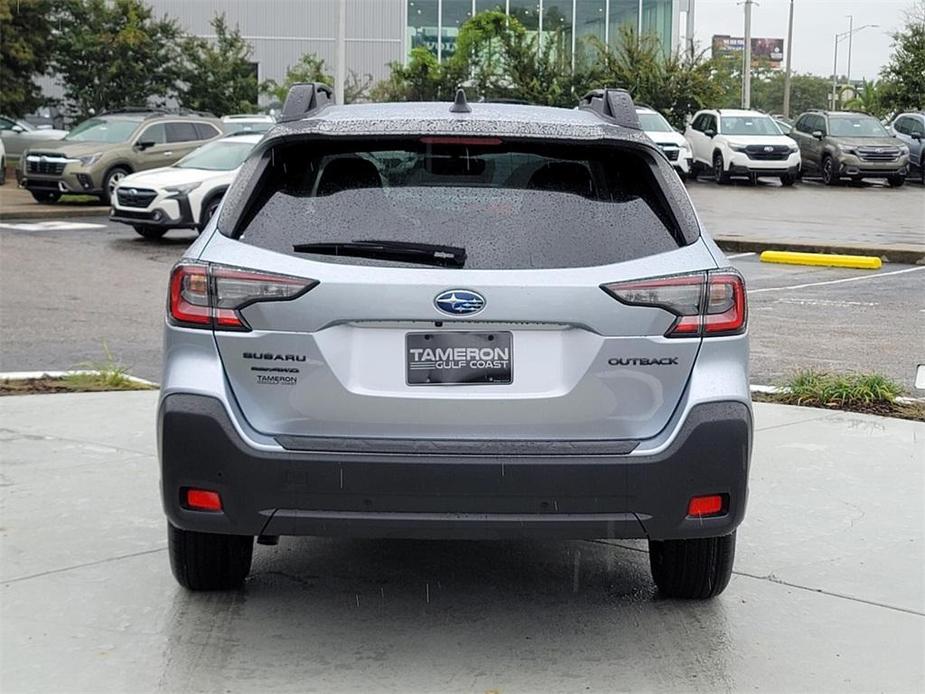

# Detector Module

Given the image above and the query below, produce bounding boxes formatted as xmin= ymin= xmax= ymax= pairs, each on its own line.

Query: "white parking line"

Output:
xmin=749 ymin=266 xmax=925 ymax=294
xmin=727 ymin=252 xmax=757 ymax=259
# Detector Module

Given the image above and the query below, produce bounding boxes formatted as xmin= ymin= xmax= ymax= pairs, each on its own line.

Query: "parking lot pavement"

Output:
xmin=688 ymin=176 xmax=925 ymax=251
xmin=732 ymin=253 xmax=925 ymax=388
xmin=0 ymin=391 xmax=922 ymax=692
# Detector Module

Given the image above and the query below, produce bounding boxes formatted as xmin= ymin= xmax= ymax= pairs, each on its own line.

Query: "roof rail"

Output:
xmin=174 ymin=108 xmax=216 ymax=118
xmin=578 ymin=89 xmax=640 ymax=129
xmin=280 ymin=82 xmax=334 ymax=123
xmin=97 ymin=107 xmax=168 ymax=118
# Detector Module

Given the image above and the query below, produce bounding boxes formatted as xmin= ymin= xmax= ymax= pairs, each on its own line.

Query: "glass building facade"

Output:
xmin=407 ymin=0 xmax=679 ymax=63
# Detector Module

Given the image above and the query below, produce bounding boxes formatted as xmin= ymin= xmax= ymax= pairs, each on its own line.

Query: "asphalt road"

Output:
xmin=1 ymin=206 xmax=923 ymax=389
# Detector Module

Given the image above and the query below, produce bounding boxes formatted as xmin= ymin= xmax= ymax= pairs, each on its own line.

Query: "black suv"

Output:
xmin=790 ymin=110 xmax=910 ymax=186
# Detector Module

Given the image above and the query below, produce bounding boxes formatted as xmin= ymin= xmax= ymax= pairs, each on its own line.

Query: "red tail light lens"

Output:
xmin=168 ymin=262 xmax=316 ymax=331
xmin=602 ymin=270 xmax=747 ymax=338
xmin=687 ymin=494 xmax=727 ymax=518
xmin=184 ymin=488 xmax=223 ymax=512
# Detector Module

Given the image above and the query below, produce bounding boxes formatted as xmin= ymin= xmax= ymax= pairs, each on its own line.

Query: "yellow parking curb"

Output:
xmin=759 ymin=250 xmax=882 ymax=270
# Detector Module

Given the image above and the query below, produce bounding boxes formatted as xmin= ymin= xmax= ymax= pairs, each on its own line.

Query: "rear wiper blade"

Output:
xmin=293 ymin=239 xmax=467 ymax=268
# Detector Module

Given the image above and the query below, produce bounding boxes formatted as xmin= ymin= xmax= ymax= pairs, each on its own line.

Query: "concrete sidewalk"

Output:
xmin=1 ymin=391 xmax=923 ymax=692
xmin=0 ymin=183 xmax=107 ymax=220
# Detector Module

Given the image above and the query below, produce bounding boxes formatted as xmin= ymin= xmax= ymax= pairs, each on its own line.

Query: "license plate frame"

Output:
xmin=406 ymin=331 xmax=513 ymax=386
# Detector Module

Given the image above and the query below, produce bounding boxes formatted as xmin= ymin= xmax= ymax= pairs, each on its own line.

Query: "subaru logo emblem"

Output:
xmin=434 ymin=289 xmax=485 ymax=316
xmin=764 ymin=146 xmax=774 ymax=152
xmin=130 ymin=189 xmax=138 ymax=195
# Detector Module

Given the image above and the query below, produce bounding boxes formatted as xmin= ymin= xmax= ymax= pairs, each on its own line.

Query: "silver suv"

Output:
xmin=160 ymin=85 xmax=752 ymax=598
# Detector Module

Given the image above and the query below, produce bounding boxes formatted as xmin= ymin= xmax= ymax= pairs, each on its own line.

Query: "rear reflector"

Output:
xmin=185 ymin=488 xmax=223 ymax=512
xmin=168 ymin=262 xmax=317 ymax=331
xmin=602 ymin=269 xmax=747 ymax=338
xmin=687 ymin=495 xmax=726 ymax=518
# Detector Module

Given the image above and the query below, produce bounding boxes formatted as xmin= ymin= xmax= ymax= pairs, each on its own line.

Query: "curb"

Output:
xmin=0 ymin=206 xmax=109 ymax=222
xmin=715 ymin=238 xmax=925 ymax=266
xmin=759 ymin=250 xmax=882 ymax=270
xmin=0 ymin=370 xmax=157 ymax=387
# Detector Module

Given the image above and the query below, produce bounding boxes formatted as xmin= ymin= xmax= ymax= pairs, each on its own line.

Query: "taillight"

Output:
xmin=168 ymin=262 xmax=316 ymax=331
xmin=602 ymin=270 xmax=747 ymax=338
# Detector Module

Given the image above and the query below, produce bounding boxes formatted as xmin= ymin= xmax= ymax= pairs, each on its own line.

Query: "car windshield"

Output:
xmin=175 ymin=140 xmax=255 ymax=170
xmin=829 ymin=116 xmax=890 ymax=137
xmin=223 ymin=121 xmax=273 ymax=134
xmin=64 ymin=118 xmax=138 ymax=143
xmin=720 ymin=116 xmax=782 ymax=136
xmin=638 ymin=112 xmax=674 ymax=133
xmin=233 ymin=138 xmax=685 ymax=269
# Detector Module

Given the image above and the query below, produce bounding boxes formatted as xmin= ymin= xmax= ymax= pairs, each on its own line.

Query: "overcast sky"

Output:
xmin=692 ymin=0 xmax=912 ymax=80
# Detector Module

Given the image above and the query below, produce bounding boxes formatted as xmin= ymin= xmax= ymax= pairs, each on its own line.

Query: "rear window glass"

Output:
xmin=233 ymin=138 xmax=684 ymax=270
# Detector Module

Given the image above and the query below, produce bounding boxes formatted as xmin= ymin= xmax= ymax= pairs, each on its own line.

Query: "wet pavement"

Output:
xmin=1 ymin=392 xmax=923 ymax=692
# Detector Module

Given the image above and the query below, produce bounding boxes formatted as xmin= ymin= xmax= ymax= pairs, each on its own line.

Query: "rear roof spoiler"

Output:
xmin=280 ymin=83 xmax=334 ymax=123
xmin=579 ymin=89 xmax=641 ymax=130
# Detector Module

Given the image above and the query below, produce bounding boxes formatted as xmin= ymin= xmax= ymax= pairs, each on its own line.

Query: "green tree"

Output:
xmin=0 ymin=0 xmax=53 ymax=116
xmin=370 ymin=47 xmax=455 ymax=102
xmin=261 ymin=53 xmax=333 ymax=104
xmin=880 ymin=0 xmax=925 ymax=113
xmin=845 ymin=79 xmax=887 ymax=118
xmin=750 ymin=71 xmax=834 ymax=116
xmin=49 ymin=0 xmax=183 ymax=119
xmin=178 ymin=15 xmax=258 ymax=115
xmin=589 ymin=27 xmax=727 ymax=128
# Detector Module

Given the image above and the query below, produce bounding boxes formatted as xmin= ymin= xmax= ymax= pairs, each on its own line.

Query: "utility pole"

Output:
xmin=782 ymin=0 xmax=794 ymax=117
xmin=742 ymin=0 xmax=755 ymax=109
xmin=831 ymin=32 xmax=839 ymax=108
xmin=845 ymin=14 xmax=854 ymax=85
xmin=335 ymin=0 xmax=346 ymax=104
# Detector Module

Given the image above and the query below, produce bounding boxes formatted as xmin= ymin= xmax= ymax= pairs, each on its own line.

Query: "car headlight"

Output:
xmin=837 ymin=144 xmax=857 ymax=155
xmin=788 ymin=144 xmax=799 ymax=153
xmin=164 ymin=182 xmax=201 ymax=198
xmin=729 ymin=144 xmax=749 ymax=152
xmin=898 ymin=145 xmax=910 ymax=155
xmin=76 ymin=153 xmax=102 ymax=167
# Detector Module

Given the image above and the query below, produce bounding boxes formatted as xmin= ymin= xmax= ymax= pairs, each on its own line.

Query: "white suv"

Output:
xmin=636 ymin=106 xmax=692 ymax=179
xmin=685 ymin=109 xmax=801 ymax=185
xmin=110 ymin=133 xmax=262 ymax=239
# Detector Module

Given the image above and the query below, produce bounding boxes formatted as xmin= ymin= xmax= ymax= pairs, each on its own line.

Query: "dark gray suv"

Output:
xmin=790 ymin=110 xmax=910 ymax=186
xmin=160 ymin=84 xmax=752 ymax=598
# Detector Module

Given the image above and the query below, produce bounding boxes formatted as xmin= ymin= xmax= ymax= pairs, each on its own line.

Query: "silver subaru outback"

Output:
xmin=159 ymin=85 xmax=752 ymax=598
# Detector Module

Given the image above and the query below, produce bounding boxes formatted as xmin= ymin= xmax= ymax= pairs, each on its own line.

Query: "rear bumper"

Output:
xmin=159 ymin=394 xmax=752 ymax=541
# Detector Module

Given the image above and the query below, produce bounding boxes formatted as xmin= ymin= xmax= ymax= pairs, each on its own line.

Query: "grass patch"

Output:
xmin=0 ymin=343 xmax=156 ymax=396
xmin=755 ymin=370 xmax=923 ymax=421
xmin=59 ymin=194 xmax=104 ymax=205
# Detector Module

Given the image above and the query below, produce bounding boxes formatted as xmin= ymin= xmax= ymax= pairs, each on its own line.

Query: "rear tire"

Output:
xmin=133 ymin=225 xmax=167 ymax=240
xmin=649 ymin=532 xmax=736 ymax=599
xmin=168 ymin=523 xmax=253 ymax=591
xmin=0 ymin=156 xmax=6 ymax=185
xmin=30 ymin=190 xmax=61 ymax=203
xmin=713 ymin=152 xmax=730 ymax=185
xmin=887 ymin=174 xmax=906 ymax=188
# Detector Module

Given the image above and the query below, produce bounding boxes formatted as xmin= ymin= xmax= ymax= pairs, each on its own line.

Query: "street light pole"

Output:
xmin=782 ymin=0 xmax=795 ymax=118
xmin=335 ymin=0 xmax=346 ymax=104
xmin=831 ymin=32 xmax=839 ymax=108
xmin=742 ymin=0 xmax=754 ymax=109
xmin=831 ymin=24 xmax=879 ymax=110
xmin=846 ymin=14 xmax=854 ymax=85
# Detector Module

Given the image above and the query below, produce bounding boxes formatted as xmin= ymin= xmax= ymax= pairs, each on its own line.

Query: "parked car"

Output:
xmin=772 ymin=116 xmax=793 ymax=135
xmin=221 ymin=114 xmax=275 ymax=134
xmin=636 ymin=105 xmax=692 ymax=179
xmin=159 ymin=85 xmax=752 ymax=598
xmin=685 ymin=108 xmax=801 ymax=185
xmin=19 ymin=109 xmax=223 ymax=204
xmin=111 ymin=133 xmax=262 ymax=239
xmin=790 ymin=110 xmax=910 ymax=187
xmin=888 ymin=111 xmax=925 ymax=181
xmin=0 ymin=116 xmax=67 ymax=163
